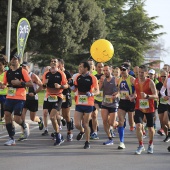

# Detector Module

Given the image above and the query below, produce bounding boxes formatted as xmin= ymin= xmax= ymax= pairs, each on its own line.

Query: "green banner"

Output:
xmin=17 ymin=18 xmax=31 ymax=58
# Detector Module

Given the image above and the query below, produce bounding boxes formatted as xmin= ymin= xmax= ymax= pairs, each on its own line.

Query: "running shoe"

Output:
xmin=84 ymin=141 xmax=90 ymax=149
xmin=157 ymin=129 xmax=165 ymax=136
xmin=4 ymin=138 xmax=16 ymax=146
xmin=51 ymin=132 xmax=56 ymax=140
xmin=163 ymin=136 xmax=170 ymax=142
xmin=103 ymin=139 xmax=114 ymax=145
xmin=76 ymin=132 xmax=85 ymax=141
xmin=42 ymin=130 xmax=49 ymax=136
xmin=118 ymin=142 xmax=126 ymax=149
xmin=135 ymin=145 xmax=145 ymax=155
xmin=130 ymin=126 xmax=136 ymax=131
xmin=143 ymin=134 xmax=147 ymax=139
xmin=23 ymin=123 xmax=30 ymax=138
xmin=61 ymin=118 xmax=66 ymax=126
xmin=18 ymin=134 xmax=27 ymax=141
xmin=90 ymin=133 xmax=99 ymax=140
xmin=147 ymin=144 xmax=154 ymax=154
xmin=67 ymin=133 xmax=73 ymax=141
xmin=54 ymin=133 xmax=64 ymax=146
xmin=38 ymin=117 xmax=44 ymax=130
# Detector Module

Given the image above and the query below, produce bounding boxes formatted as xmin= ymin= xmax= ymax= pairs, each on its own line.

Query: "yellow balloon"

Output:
xmin=90 ymin=39 xmax=114 ymax=62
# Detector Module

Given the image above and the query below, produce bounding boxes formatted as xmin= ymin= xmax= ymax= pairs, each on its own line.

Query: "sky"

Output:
xmin=144 ymin=0 xmax=170 ymax=67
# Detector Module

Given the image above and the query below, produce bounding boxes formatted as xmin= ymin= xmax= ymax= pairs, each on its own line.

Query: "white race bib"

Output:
xmin=104 ymin=95 xmax=113 ymax=103
xmin=139 ymin=99 xmax=149 ymax=109
xmin=78 ymin=95 xmax=88 ymax=104
xmin=7 ymin=87 xmax=16 ymax=96
xmin=48 ymin=95 xmax=58 ymax=102
xmin=120 ymin=90 xmax=129 ymax=99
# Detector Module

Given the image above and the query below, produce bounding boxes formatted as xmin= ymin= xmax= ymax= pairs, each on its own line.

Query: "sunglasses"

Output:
xmin=51 ymin=60 xmax=57 ymax=63
xmin=161 ymin=76 xmax=166 ymax=78
xmin=121 ymin=68 xmax=126 ymax=71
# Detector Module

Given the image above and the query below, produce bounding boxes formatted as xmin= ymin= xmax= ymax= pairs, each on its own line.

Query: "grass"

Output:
xmin=38 ymin=90 xmax=75 ymax=107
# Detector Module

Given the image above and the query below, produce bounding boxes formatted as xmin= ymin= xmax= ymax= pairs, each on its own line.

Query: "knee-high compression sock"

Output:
xmin=118 ymin=126 xmax=124 ymax=143
xmin=6 ymin=123 xmax=15 ymax=139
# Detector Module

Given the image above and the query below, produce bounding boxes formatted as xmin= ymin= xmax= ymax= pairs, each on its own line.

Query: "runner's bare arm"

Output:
xmin=148 ymin=80 xmax=158 ymax=99
xmin=11 ymin=79 xmax=33 ymax=87
xmin=32 ymin=73 xmax=43 ymax=93
xmin=130 ymin=76 xmax=136 ymax=85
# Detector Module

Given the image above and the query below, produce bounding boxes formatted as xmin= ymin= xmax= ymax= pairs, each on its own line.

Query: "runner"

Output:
xmin=42 ymin=58 xmax=68 ymax=146
xmin=18 ymin=61 xmax=44 ymax=141
xmin=160 ymin=71 xmax=170 ymax=145
xmin=58 ymin=59 xmax=74 ymax=141
xmin=1 ymin=54 xmax=32 ymax=146
xmin=73 ymin=61 xmax=99 ymax=149
xmin=99 ymin=64 xmax=119 ymax=145
xmin=117 ymin=63 xmax=135 ymax=149
xmin=90 ymin=62 xmax=104 ymax=140
xmin=41 ymin=66 xmax=51 ymax=136
xmin=0 ymin=54 xmax=7 ymax=122
xmin=148 ymin=69 xmax=159 ymax=130
xmin=134 ymin=65 xmax=158 ymax=154
xmin=156 ymin=70 xmax=168 ymax=137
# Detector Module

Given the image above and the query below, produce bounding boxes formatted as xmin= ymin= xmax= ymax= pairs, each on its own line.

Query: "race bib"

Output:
xmin=160 ymin=97 xmax=168 ymax=105
xmin=104 ymin=95 xmax=113 ymax=103
xmin=48 ymin=95 xmax=58 ymax=102
xmin=78 ymin=95 xmax=88 ymax=104
xmin=120 ymin=90 xmax=129 ymax=99
xmin=95 ymin=91 xmax=103 ymax=101
xmin=62 ymin=95 xmax=66 ymax=102
xmin=7 ymin=87 xmax=16 ymax=96
xmin=139 ymin=99 xmax=149 ymax=109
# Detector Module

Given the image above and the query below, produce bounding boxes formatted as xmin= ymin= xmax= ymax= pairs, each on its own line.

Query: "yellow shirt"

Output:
xmin=0 ymin=72 xmax=7 ymax=95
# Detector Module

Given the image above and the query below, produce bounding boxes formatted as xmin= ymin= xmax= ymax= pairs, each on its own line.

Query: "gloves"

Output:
xmin=86 ymin=92 xmax=94 ymax=97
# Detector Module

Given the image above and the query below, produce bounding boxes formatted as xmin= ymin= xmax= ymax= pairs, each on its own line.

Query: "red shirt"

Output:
xmin=135 ymin=78 xmax=155 ymax=113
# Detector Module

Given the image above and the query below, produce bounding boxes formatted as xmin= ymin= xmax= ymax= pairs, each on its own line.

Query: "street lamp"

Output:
xmin=6 ymin=0 xmax=12 ymax=62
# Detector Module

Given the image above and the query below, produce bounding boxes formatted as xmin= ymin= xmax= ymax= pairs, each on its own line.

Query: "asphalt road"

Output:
xmin=0 ymin=109 xmax=169 ymax=170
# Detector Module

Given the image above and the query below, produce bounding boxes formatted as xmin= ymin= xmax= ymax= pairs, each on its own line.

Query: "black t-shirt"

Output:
xmin=75 ymin=74 xmax=93 ymax=93
xmin=46 ymin=71 xmax=62 ymax=88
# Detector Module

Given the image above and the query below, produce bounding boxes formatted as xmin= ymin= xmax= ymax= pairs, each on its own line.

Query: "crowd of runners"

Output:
xmin=0 ymin=53 xmax=170 ymax=154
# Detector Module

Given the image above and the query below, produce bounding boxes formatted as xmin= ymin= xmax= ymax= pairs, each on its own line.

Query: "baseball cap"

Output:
xmin=120 ymin=63 xmax=130 ymax=70
xmin=10 ymin=53 xmax=20 ymax=60
xmin=22 ymin=61 xmax=28 ymax=67
xmin=148 ymin=69 xmax=155 ymax=75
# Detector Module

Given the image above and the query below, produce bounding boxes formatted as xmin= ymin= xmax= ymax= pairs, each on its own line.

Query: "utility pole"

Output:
xmin=6 ymin=0 xmax=12 ymax=62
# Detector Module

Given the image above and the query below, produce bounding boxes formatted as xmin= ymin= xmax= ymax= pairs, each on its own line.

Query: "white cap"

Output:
xmin=148 ymin=69 xmax=155 ymax=74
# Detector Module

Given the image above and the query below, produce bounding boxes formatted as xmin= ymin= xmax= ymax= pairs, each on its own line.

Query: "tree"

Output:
xmin=0 ymin=0 xmax=106 ymax=57
xmin=96 ymin=0 xmax=164 ymax=67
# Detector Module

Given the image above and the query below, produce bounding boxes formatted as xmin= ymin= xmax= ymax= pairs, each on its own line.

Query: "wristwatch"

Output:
xmin=146 ymin=94 xmax=149 ymax=99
